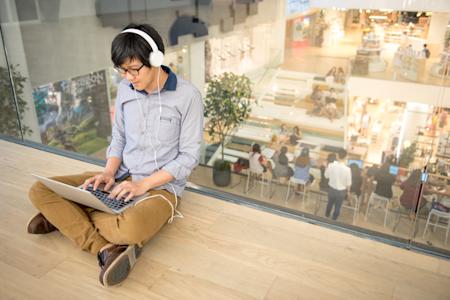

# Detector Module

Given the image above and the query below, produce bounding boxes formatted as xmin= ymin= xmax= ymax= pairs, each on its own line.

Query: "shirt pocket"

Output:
xmin=157 ymin=113 xmax=181 ymax=143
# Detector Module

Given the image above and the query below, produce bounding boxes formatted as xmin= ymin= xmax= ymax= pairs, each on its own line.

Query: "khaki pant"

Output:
xmin=28 ymin=172 xmax=177 ymax=255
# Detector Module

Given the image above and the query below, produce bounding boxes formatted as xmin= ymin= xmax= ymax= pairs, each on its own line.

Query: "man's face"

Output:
xmin=119 ymin=58 xmax=155 ymax=92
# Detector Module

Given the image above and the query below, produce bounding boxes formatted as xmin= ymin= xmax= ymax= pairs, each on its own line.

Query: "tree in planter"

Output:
xmin=398 ymin=142 xmax=417 ymax=168
xmin=0 ymin=64 xmax=32 ymax=137
xmin=204 ymin=72 xmax=253 ymax=185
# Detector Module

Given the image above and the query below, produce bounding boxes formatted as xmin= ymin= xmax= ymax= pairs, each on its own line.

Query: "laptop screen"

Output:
xmin=348 ymin=159 xmax=363 ymax=169
xmin=389 ymin=165 xmax=399 ymax=176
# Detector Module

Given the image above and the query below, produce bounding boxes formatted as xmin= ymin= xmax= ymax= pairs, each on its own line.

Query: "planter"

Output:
xmin=213 ymin=167 xmax=231 ymax=186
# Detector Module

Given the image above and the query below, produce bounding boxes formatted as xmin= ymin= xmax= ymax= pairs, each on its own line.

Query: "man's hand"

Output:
xmin=108 ymin=180 xmax=149 ymax=202
xmin=82 ymin=172 xmax=115 ymax=191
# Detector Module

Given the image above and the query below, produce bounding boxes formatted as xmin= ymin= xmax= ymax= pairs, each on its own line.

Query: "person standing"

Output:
xmin=422 ymin=44 xmax=430 ymax=59
xmin=324 ymin=149 xmax=352 ymax=220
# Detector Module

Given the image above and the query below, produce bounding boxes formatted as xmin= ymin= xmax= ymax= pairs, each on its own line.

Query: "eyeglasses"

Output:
xmin=113 ymin=64 xmax=145 ymax=76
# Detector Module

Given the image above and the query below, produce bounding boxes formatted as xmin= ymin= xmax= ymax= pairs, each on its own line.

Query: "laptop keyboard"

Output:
xmin=85 ymin=185 xmax=133 ymax=210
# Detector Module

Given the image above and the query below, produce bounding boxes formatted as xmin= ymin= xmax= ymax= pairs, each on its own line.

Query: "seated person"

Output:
xmin=335 ymin=67 xmax=346 ymax=84
xmin=248 ymin=143 xmax=268 ymax=174
xmin=319 ymin=152 xmax=337 ymax=192
xmin=277 ymin=123 xmax=289 ymax=144
xmin=325 ymin=88 xmax=337 ymax=104
xmin=273 ymin=146 xmax=293 ymax=181
xmin=321 ymin=102 xmax=337 ymax=121
xmin=399 ymin=169 xmax=430 ymax=217
xmin=325 ymin=66 xmax=337 ymax=79
xmin=310 ymin=86 xmax=323 ymax=103
xmin=371 ymin=163 xmax=396 ymax=205
xmin=289 ymin=126 xmax=302 ymax=145
xmin=293 ymin=148 xmax=314 ymax=185
xmin=349 ymin=163 xmax=363 ymax=206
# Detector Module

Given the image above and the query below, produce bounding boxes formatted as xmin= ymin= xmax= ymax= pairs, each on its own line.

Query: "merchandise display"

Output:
xmin=353 ymin=32 xmax=386 ymax=74
xmin=430 ymin=51 xmax=450 ymax=78
xmin=437 ymin=132 xmax=450 ymax=159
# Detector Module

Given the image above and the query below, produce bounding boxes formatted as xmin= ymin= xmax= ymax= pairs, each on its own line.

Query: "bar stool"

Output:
xmin=245 ymin=170 xmax=271 ymax=198
xmin=365 ymin=192 xmax=390 ymax=227
xmin=285 ymin=177 xmax=308 ymax=206
xmin=422 ymin=209 xmax=450 ymax=245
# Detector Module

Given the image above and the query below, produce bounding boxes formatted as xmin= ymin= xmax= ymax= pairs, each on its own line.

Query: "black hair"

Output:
xmin=337 ymin=148 xmax=347 ymax=159
xmin=405 ymin=169 xmax=421 ymax=186
xmin=380 ymin=162 xmax=390 ymax=173
xmin=327 ymin=152 xmax=336 ymax=163
xmin=111 ymin=23 xmax=165 ymax=68
xmin=350 ymin=163 xmax=361 ymax=175
xmin=252 ymin=143 xmax=261 ymax=155
xmin=300 ymin=147 xmax=309 ymax=157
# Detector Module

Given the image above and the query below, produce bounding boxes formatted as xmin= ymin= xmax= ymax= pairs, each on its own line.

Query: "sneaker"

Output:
xmin=27 ymin=212 xmax=57 ymax=234
xmin=98 ymin=244 xmax=142 ymax=287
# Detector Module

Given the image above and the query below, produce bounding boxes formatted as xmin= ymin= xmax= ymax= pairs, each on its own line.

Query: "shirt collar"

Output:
xmin=128 ymin=65 xmax=177 ymax=95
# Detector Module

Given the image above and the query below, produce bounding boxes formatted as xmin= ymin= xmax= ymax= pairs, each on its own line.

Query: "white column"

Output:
xmin=189 ymin=40 xmax=206 ymax=97
xmin=427 ymin=12 xmax=450 ymax=54
xmin=397 ymin=102 xmax=431 ymax=154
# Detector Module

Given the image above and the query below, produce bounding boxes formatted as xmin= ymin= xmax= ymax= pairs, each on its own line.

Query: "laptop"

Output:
xmin=32 ymin=174 xmax=148 ymax=214
xmin=348 ymin=159 xmax=363 ymax=169
xmin=389 ymin=165 xmax=399 ymax=176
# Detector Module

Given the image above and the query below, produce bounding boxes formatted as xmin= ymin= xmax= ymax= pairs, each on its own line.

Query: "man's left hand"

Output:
xmin=108 ymin=180 xmax=150 ymax=202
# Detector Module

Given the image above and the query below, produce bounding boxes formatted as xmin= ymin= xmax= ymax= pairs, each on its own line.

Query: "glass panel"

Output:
xmin=1 ymin=0 xmax=449 ymax=256
xmin=0 ymin=29 xmax=22 ymax=138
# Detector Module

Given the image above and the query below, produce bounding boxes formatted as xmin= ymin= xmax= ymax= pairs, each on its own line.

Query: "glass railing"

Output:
xmin=1 ymin=2 xmax=449 ymax=258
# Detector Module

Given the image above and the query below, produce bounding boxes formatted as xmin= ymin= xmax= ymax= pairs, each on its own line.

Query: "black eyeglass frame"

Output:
xmin=113 ymin=64 xmax=145 ymax=76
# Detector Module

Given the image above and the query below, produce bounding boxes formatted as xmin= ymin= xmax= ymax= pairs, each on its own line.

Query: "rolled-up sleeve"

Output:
xmin=162 ymin=90 xmax=204 ymax=180
xmin=106 ymin=87 xmax=125 ymax=159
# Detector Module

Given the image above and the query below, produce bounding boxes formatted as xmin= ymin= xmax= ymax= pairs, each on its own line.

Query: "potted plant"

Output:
xmin=204 ymin=72 xmax=252 ymax=186
xmin=398 ymin=142 xmax=417 ymax=168
xmin=0 ymin=64 xmax=32 ymax=137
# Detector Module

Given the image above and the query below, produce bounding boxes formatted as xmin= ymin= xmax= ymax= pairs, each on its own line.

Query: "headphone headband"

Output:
xmin=120 ymin=28 xmax=164 ymax=67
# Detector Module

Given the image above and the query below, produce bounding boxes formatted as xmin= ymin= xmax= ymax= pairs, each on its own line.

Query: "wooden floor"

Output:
xmin=1 ymin=140 xmax=450 ymax=300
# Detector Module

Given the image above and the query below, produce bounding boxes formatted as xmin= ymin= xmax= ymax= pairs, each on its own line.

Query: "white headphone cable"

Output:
xmin=131 ymin=67 xmax=183 ymax=223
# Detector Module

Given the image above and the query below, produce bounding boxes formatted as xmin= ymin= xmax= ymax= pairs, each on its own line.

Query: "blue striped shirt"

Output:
xmin=107 ymin=66 xmax=204 ymax=197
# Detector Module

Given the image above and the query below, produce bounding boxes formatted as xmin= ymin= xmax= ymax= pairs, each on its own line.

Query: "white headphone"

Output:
xmin=121 ymin=28 xmax=182 ymax=223
xmin=121 ymin=28 xmax=164 ymax=67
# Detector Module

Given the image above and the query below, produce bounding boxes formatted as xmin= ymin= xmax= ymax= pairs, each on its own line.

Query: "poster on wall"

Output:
xmin=293 ymin=17 xmax=310 ymax=42
xmin=286 ymin=0 xmax=310 ymax=16
xmin=33 ymin=70 xmax=112 ymax=159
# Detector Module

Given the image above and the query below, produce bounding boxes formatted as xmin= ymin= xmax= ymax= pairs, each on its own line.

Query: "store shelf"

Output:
xmin=437 ymin=132 xmax=450 ymax=158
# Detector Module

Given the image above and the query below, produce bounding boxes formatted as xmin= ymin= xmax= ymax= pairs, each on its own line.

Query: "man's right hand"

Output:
xmin=82 ymin=172 xmax=115 ymax=191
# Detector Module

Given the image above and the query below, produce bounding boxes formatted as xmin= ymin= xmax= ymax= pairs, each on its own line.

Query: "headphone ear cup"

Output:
xmin=149 ymin=50 xmax=164 ymax=67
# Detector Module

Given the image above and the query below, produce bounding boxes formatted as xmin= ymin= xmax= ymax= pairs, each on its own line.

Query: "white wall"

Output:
xmin=348 ymin=77 xmax=450 ymax=107
xmin=59 ymin=0 xmax=96 ymax=18
xmin=427 ymin=12 xmax=450 ymax=54
xmin=310 ymin=0 xmax=450 ymax=13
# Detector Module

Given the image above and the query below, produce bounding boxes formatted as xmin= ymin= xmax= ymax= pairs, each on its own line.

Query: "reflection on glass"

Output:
xmin=32 ymin=70 xmax=112 ymax=157
xmin=1 ymin=1 xmax=449 ymax=255
xmin=0 ymin=63 xmax=24 ymax=138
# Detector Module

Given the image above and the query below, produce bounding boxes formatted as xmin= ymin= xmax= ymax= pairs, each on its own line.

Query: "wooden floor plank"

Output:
xmin=1 ymin=139 xmax=450 ymax=299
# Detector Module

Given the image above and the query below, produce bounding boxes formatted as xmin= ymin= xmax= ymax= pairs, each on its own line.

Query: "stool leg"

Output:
xmin=285 ymin=180 xmax=291 ymax=204
xmin=446 ymin=220 xmax=450 ymax=245
xmin=245 ymin=173 xmax=250 ymax=193
xmin=423 ymin=213 xmax=432 ymax=240
xmin=365 ymin=195 xmax=372 ymax=221
xmin=352 ymin=195 xmax=358 ymax=225
xmin=384 ymin=200 xmax=389 ymax=227
xmin=260 ymin=175 xmax=264 ymax=198
xmin=302 ymin=185 xmax=307 ymax=208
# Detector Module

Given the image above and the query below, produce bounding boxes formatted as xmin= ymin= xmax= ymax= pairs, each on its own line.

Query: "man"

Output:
xmin=422 ymin=44 xmax=430 ymax=59
xmin=324 ymin=148 xmax=351 ymax=220
xmin=27 ymin=23 xmax=204 ymax=287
